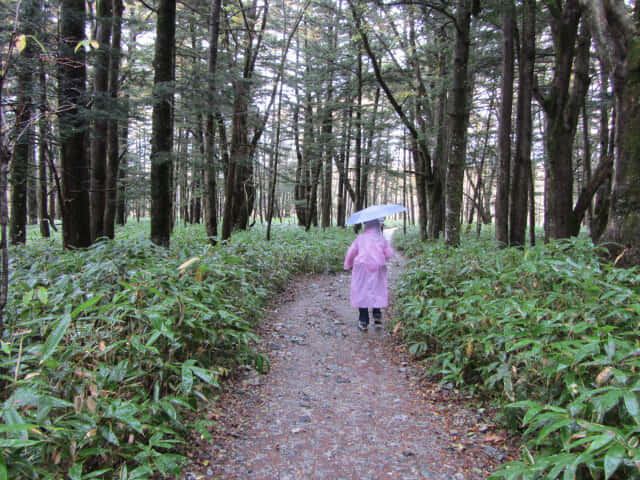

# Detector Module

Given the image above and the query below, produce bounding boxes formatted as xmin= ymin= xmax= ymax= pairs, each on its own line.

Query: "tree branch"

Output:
xmin=347 ymin=0 xmax=420 ymax=142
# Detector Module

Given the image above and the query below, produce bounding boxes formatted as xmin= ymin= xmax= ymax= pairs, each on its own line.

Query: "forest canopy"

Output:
xmin=0 ymin=0 xmax=638 ymax=256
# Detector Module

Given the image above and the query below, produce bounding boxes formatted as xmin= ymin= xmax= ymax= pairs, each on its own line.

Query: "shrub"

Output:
xmin=0 ymin=223 xmax=353 ymax=479
xmin=395 ymin=234 xmax=640 ymax=480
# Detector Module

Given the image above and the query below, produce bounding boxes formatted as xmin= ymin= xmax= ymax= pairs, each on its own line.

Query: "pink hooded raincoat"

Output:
xmin=344 ymin=222 xmax=394 ymax=308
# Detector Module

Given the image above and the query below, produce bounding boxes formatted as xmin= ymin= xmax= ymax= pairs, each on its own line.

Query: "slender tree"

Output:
xmin=509 ymin=0 xmax=536 ymax=246
xmin=38 ymin=58 xmax=50 ymax=238
xmin=444 ymin=0 xmax=476 ymax=247
xmin=59 ymin=0 xmax=91 ymax=249
xmin=150 ymin=0 xmax=176 ymax=247
xmin=10 ymin=0 xmax=39 ymax=245
xmin=495 ymin=0 xmax=515 ymax=246
xmin=221 ymin=0 xmax=269 ymax=240
xmin=103 ymin=0 xmax=123 ymax=239
xmin=204 ymin=0 xmax=223 ymax=244
xmin=90 ymin=0 xmax=112 ymax=241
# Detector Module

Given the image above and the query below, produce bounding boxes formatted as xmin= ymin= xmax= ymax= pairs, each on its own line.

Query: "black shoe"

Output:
xmin=374 ymin=317 xmax=382 ymax=326
xmin=373 ymin=311 xmax=382 ymax=325
xmin=358 ymin=322 xmax=368 ymax=331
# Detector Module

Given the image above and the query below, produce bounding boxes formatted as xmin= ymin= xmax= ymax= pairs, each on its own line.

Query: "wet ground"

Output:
xmin=183 ymin=232 xmax=516 ymax=479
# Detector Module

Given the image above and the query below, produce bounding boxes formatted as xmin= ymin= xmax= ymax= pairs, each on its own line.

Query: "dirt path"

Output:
xmin=184 ymin=231 xmax=513 ymax=479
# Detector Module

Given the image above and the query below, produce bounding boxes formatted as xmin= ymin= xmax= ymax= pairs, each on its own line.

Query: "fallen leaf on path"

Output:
xmin=482 ymin=433 xmax=505 ymax=443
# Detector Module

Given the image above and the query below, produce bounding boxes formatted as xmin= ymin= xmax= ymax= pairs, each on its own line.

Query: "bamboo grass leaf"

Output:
xmin=40 ymin=314 xmax=72 ymax=364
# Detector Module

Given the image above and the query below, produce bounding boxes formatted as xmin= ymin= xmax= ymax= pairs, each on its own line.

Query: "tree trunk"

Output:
xmin=150 ymin=0 xmax=176 ymax=247
xmin=444 ymin=0 xmax=474 ymax=247
xmin=591 ymin=0 xmax=640 ymax=265
xmin=59 ymin=0 xmax=91 ymax=249
xmin=591 ymin=67 xmax=613 ymax=242
xmin=27 ymin=147 xmax=38 ymax=225
xmin=496 ymin=0 xmax=515 ymax=246
xmin=103 ymin=0 xmax=122 ymax=239
xmin=38 ymin=60 xmax=50 ymax=238
xmin=428 ymin=47 xmax=447 ymax=240
xmin=10 ymin=13 xmax=36 ymax=245
xmin=321 ymin=21 xmax=336 ymax=229
xmin=335 ymin=106 xmax=354 ymax=227
xmin=538 ymin=1 xmax=589 ymax=239
xmin=221 ymin=2 xmax=268 ymax=239
xmin=221 ymin=78 xmax=251 ymax=240
xmin=509 ymin=0 xmax=535 ymax=246
xmin=205 ymin=0 xmax=222 ymax=244
xmin=116 ymin=93 xmax=129 ymax=226
xmin=90 ymin=0 xmax=112 ymax=242
xmin=354 ymin=49 xmax=364 ymax=218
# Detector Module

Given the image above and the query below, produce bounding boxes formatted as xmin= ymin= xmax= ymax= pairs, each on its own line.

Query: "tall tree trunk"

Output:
xmin=205 ymin=0 xmax=222 ymax=244
xmin=38 ymin=60 xmax=50 ymax=238
xmin=321 ymin=21 xmax=336 ymax=229
xmin=116 ymin=93 xmax=129 ymax=226
xmin=354 ymin=49 xmax=364 ymax=219
xmin=10 ymin=13 xmax=36 ymax=245
xmin=221 ymin=2 xmax=268 ymax=239
xmin=221 ymin=78 xmax=250 ymax=240
xmin=510 ymin=0 xmax=535 ymax=246
xmin=266 ymin=82 xmax=284 ymax=240
xmin=444 ymin=0 xmax=474 ymax=247
xmin=428 ymin=47 xmax=447 ymax=240
xmin=590 ymin=0 xmax=640 ymax=265
xmin=90 ymin=0 xmax=111 ymax=242
xmin=103 ymin=0 xmax=122 ymax=239
xmin=27 ymin=147 xmax=38 ymax=225
xmin=335 ymin=105 xmax=354 ymax=227
xmin=591 ymin=67 xmax=613 ymax=242
xmin=537 ymin=1 xmax=590 ymax=239
xmin=59 ymin=0 xmax=91 ymax=249
xmin=496 ymin=0 xmax=515 ymax=246
xmin=150 ymin=0 xmax=176 ymax=247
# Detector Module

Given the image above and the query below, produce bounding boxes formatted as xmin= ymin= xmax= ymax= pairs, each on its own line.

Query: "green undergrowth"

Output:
xmin=0 ymin=223 xmax=353 ymax=479
xmin=394 ymin=230 xmax=640 ymax=480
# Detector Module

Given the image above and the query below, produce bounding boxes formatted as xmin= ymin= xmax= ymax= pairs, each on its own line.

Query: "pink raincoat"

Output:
xmin=344 ymin=222 xmax=394 ymax=308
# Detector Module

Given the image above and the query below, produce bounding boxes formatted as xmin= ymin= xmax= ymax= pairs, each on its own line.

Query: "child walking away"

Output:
xmin=344 ymin=219 xmax=394 ymax=331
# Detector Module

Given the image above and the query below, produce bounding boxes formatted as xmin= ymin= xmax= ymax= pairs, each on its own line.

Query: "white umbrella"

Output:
xmin=345 ymin=204 xmax=407 ymax=225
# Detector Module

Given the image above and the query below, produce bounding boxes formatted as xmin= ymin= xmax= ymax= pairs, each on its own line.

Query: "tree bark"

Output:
xmin=321 ymin=65 xmax=335 ymax=229
xmin=150 ymin=0 xmax=176 ymax=247
xmin=221 ymin=1 xmax=268 ymax=239
xmin=444 ymin=0 xmax=474 ymax=247
xmin=90 ymin=0 xmax=112 ymax=242
xmin=496 ymin=0 xmax=515 ymax=246
xmin=10 ymin=1 xmax=37 ymax=245
xmin=59 ymin=0 xmax=91 ymax=249
xmin=509 ymin=0 xmax=536 ymax=246
xmin=204 ymin=0 xmax=222 ymax=244
xmin=589 ymin=0 xmax=640 ymax=265
xmin=591 ymin=67 xmax=614 ymax=242
xmin=537 ymin=1 xmax=590 ymax=239
xmin=38 ymin=59 xmax=50 ymax=238
xmin=103 ymin=0 xmax=122 ymax=239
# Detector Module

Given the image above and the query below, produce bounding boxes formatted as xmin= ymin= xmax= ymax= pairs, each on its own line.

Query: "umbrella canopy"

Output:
xmin=345 ymin=204 xmax=407 ymax=225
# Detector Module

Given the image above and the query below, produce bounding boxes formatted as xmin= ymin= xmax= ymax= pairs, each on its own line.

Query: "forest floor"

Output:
xmin=182 ymin=229 xmax=519 ymax=479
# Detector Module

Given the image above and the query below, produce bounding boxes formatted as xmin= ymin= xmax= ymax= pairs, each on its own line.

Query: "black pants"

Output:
xmin=359 ymin=307 xmax=381 ymax=325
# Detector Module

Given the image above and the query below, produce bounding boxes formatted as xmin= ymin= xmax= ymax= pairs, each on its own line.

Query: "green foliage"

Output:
xmin=395 ymin=232 xmax=640 ymax=480
xmin=0 ymin=223 xmax=352 ymax=479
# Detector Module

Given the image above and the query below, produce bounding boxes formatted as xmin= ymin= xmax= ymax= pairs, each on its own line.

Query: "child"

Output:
xmin=344 ymin=219 xmax=394 ymax=331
